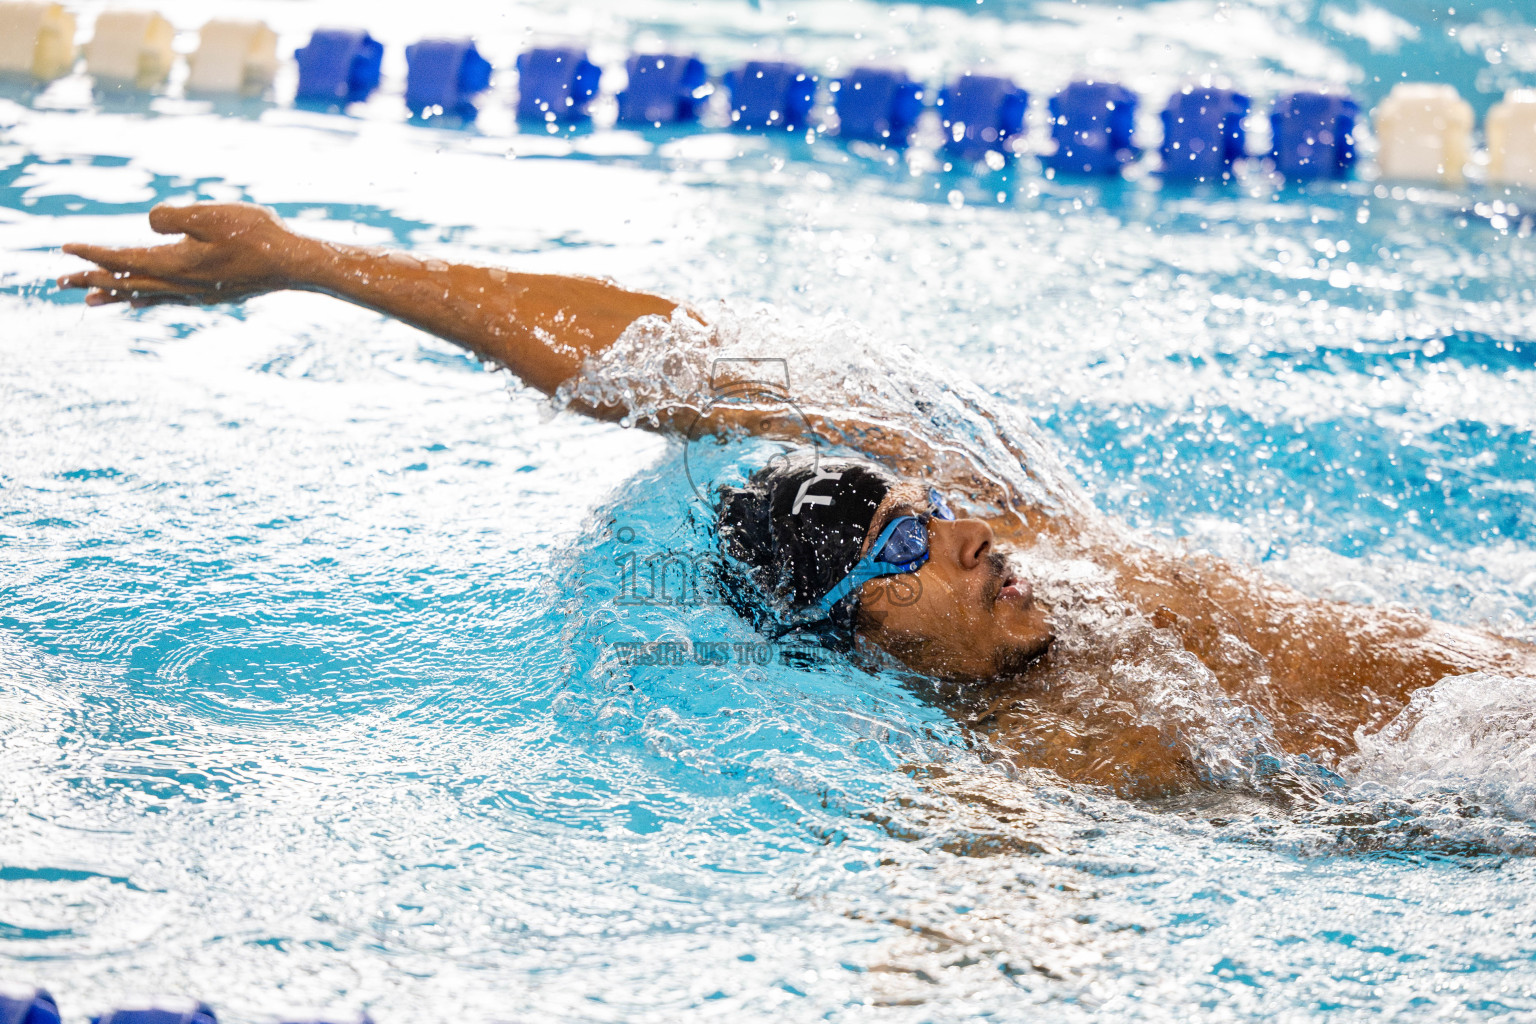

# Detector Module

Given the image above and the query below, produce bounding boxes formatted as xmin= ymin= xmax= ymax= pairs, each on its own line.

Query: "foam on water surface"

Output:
xmin=1347 ymin=673 xmax=1536 ymax=821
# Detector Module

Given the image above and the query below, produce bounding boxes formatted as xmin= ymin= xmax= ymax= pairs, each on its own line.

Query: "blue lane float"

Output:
xmin=0 ymin=986 xmax=60 ymax=1024
xmin=1160 ymin=85 xmax=1249 ymax=182
xmin=936 ymin=72 xmax=1027 ymax=162
xmin=0 ymin=985 xmax=374 ymax=1024
xmin=1047 ymin=79 xmax=1140 ymax=175
xmin=516 ymin=47 xmax=601 ymax=123
xmin=92 ymin=1002 xmax=216 ymax=1024
xmin=293 ymin=29 xmax=383 ymax=106
xmin=723 ymin=61 xmax=817 ymax=132
xmin=403 ymin=38 xmax=492 ymax=118
xmin=1270 ymin=90 xmax=1358 ymax=180
xmin=833 ymin=66 xmax=923 ymax=146
xmin=20 ymin=2 xmax=1408 ymax=189
xmin=616 ymin=52 xmax=706 ymax=125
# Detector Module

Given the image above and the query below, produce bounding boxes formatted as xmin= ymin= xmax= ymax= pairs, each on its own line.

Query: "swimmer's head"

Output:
xmin=715 ymin=450 xmax=1054 ymax=679
xmin=714 ymin=451 xmax=895 ymax=637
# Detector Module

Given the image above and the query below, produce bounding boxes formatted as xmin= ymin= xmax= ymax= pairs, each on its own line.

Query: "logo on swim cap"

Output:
xmin=790 ymin=467 xmax=844 ymax=515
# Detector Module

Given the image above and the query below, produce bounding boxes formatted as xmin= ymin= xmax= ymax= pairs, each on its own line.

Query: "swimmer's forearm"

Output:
xmin=62 ymin=205 xmax=1007 ymax=461
xmin=59 ymin=202 xmax=681 ymax=409
xmin=286 ymin=238 xmax=677 ymax=401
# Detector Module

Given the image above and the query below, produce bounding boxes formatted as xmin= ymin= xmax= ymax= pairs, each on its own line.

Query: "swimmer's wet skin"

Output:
xmin=58 ymin=202 xmax=1536 ymax=799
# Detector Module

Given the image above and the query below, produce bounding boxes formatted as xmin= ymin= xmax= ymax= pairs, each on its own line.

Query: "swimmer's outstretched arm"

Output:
xmin=55 ymin=202 xmax=1018 ymax=493
xmin=56 ymin=202 xmax=678 ymax=414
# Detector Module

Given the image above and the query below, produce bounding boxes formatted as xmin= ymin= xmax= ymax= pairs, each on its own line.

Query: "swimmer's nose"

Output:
xmin=947 ymin=517 xmax=994 ymax=570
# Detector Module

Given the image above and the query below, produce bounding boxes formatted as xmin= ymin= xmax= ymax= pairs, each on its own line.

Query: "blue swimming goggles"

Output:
xmin=816 ymin=488 xmax=955 ymax=615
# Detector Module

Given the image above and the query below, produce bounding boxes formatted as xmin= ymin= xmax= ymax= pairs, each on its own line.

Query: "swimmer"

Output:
xmin=57 ymin=202 xmax=1536 ymax=798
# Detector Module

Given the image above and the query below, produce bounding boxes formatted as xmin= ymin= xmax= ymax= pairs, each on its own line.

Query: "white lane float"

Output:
xmin=0 ymin=1 xmax=77 ymax=80
xmin=186 ymin=18 xmax=277 ymax=95
xmin=1374 ymin=82 xmax=1474 ymax=185
xmin=1487 ymin=90 xmax=1536 ymax=188
xmin=83 ymin=9 xmax=176 ymax=90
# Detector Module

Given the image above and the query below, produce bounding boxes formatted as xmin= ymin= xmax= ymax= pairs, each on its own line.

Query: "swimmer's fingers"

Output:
xmin=60 ymin=241 xmax=195 ymax=278
xmin=58 ymin=268 xmax=181 ymax=294
xmin=149 ymin=201 xmax=280 ymax=242
xmin=120 ymin=290 xmax=207 ymax=309
xmin=57 ymin=268 xmax=133 ymax=292
xmin=56 ymin=268 xmax=94 ymax=291
xmin=93 ymin=279 xmax=195 ymax=308
xmin=62 ymin=206 xmax=292 ymax=297
xmin=61 ymin=241 xmax=262 ymax=293
xmin=58 ymin=269 xmax=210 ymax=307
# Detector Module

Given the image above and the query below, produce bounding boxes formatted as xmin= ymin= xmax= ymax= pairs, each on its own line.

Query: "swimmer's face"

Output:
xmin=853 ymin=482 xmax=1054 ymax=681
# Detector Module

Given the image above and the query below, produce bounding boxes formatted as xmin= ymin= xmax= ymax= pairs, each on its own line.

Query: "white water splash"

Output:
xmin=1343 ymin=672 xmax=1536 ymax=821
xmin=560 ymin=304 xmax=1301 ymax=789
xmin=555 ymin=301 xmax=1094 ymax=520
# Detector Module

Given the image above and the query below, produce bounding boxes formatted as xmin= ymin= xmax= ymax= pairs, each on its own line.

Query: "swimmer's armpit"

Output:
xmin=57 ymin=201 xmax=685 ymax=410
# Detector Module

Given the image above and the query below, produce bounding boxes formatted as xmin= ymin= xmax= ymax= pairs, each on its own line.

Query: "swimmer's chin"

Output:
xmin=994 ymin=632 xmax=1054 ymax=678
xmin=928 ymin=632 xmax=1054 ymax=684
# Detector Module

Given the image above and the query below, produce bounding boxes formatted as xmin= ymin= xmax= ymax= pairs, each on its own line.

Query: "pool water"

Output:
xmin=4 ymin=0 xmax=1536 ymax=1020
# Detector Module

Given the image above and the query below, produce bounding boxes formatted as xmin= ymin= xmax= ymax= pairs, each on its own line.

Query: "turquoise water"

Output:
xmin=4 ymin=0 xmax=1536 ymax=1020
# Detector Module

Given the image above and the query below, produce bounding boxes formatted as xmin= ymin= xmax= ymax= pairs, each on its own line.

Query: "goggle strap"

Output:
xmin=815 ymin=515 xmax=923 ymax=614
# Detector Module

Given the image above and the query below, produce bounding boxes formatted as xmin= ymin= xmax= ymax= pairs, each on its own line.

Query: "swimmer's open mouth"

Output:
xmin=997 ymin=574 xmax=1034 ymax=607
xmin=988 ymin=556 xmax=1034 ymax=610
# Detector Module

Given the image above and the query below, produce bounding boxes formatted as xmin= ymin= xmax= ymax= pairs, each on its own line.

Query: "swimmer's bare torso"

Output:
xmin=59 ymin=203 xmax=1536 ymax=798
xmin=976 ymin=515 xmax=1533 ymax=794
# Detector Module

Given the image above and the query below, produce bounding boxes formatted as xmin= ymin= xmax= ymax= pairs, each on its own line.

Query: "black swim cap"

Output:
xmin=715 ymin=450 xmax=895 ymax=633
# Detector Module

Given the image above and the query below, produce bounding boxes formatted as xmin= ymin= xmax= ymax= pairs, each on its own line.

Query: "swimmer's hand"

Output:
xmin=57 ymin=200 xmax=683 ymax=404
xmin=54 ymin=202 xmax=974 ymax=471
xmin=58 ymin=202 xmax=297 ymax=307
